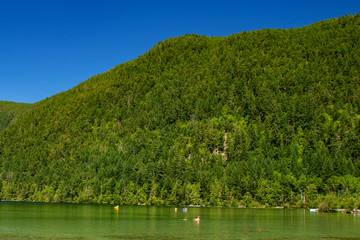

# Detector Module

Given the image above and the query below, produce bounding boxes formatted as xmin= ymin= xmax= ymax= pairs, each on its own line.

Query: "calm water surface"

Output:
xmin=0 ymin=202 xmax=359 ymax=239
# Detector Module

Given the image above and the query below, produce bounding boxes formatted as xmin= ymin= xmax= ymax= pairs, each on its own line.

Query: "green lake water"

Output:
xmin=0 ymin=202 xmax=359 ymax=240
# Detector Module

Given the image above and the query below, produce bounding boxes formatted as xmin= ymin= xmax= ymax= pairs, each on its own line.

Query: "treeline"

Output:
xmin=1 ymin=14 xmax=360 ymax=211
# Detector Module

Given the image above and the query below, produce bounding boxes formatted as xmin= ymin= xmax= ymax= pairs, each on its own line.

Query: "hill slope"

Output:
xmin=0 ymin=101 xmax=31 ymax=132
xmin=1 ymin=14 xmax=360 ymax=209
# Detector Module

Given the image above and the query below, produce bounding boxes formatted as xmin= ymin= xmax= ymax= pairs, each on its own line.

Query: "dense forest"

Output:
xmin=0 ymin=101 xmax=31 ymax=132
xmin=1 ymin=14 xmax=360 ymax=211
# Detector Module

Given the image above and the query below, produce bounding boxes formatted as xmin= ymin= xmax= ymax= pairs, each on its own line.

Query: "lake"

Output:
xmin=0 ymin=202 xmax=359 ymax=239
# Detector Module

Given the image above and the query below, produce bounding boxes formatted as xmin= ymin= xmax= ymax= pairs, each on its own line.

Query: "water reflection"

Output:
xmin=0 ymin=203 xmax=359 ymax=240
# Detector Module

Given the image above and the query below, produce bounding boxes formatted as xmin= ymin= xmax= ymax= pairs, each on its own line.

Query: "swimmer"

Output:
xmin=193 ymin=216 xmax=200 ymax=222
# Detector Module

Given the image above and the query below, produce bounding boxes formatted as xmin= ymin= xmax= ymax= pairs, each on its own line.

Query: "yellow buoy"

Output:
xmin=114 ymin=205 xmax=119 ymax=211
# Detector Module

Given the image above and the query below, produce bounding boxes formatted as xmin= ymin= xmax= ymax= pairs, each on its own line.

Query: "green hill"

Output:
xmin=1 ymin=14 xmax=360 ymax=209
xmin=0 ymin=101 xmax=31 ymax=132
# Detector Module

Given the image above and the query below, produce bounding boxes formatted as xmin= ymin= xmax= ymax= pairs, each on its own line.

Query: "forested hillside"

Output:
xmin=0 ymin=101 xmax=31 ymax=132
xmin=1 ymin=14 xmax=360 ymax=210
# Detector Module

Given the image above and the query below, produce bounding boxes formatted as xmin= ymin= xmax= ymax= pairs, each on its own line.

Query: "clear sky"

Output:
xmin=1 ymin=0 xmax=359 ymax=103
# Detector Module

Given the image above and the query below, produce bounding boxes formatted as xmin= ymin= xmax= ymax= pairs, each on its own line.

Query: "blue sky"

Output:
xmin=1 ymin=0 xmax=359 ymax=103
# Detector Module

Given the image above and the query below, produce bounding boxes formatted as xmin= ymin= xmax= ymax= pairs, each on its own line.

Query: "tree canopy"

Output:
xmin=1 ymin=14 xmax=360 ymax=210
xmin=0 ymin=101 xmax=31 ymax=132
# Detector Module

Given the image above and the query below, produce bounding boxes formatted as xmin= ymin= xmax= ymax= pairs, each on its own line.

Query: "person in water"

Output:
xmin=193 ymin=216 xmax=200 ymax=222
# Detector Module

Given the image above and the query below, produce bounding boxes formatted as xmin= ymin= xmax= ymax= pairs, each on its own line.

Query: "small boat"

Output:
xmin=309 ymin=209 xmax=318 ymax=212
xmin=335 ymin=209 xmax=347 ymax=213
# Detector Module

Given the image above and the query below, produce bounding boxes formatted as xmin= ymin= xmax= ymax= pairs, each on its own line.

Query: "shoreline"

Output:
xmin=1 ymin=200 xmax=357 ymax=213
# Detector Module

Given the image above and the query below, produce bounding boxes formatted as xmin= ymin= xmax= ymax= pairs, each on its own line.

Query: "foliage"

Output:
xmin=1 ymin=14 xmax=360 ymax=208
xmin=0 ymin=101 xmax=31 ymax=132
xmin=318 ymin=193 xmax=338 ymax=212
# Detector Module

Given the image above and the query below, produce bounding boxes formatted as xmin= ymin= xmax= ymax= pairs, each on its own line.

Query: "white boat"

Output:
xmin=309 ymin=209 xmax=318 ymax=212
